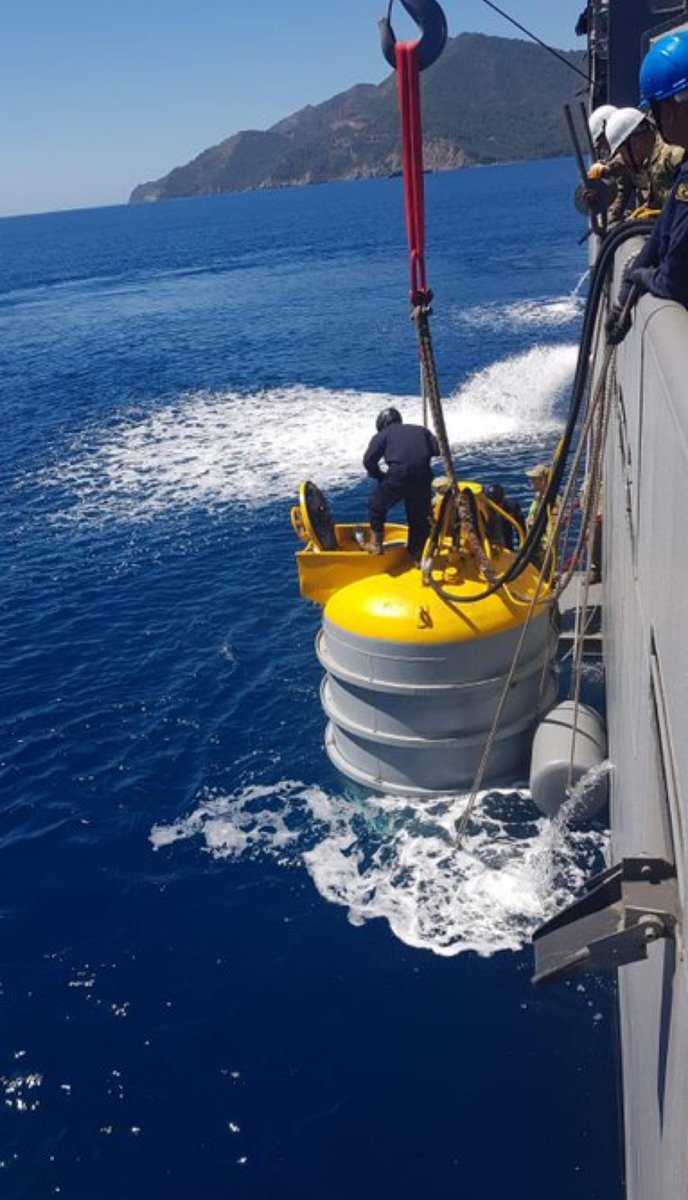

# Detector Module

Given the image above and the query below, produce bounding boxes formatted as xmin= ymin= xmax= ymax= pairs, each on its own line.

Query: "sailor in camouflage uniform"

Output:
xmin=577 ymin=105 xmax=626 ymax=225
xmin=641 ymin=130 xmax=686 ymax=208
xmin=594 ymin=108 xmax=683 ymax=223
xmin=600 ymin=155 xmax=635 ymax=225
xmin=609 ymin=108 xmax=684 ymax=206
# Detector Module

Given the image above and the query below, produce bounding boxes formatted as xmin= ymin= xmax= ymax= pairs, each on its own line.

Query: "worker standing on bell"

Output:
xmin=485 ymin=484 xmax=525 ymax=551
xmin=608 ymin=31 xmax=688 ymax=342
xmin=524 ymin=463 xmax=557 ymax=567
xmin=363 ymin=407 xmax=440 ymax=562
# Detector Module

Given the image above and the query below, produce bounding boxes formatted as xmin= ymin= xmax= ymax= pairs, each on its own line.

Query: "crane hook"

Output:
xmin=379 ymin=0 xmax=448 ymax=71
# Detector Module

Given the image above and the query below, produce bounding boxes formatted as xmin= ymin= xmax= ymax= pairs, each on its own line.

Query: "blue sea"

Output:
xmin=1 ymin=159 xmax=621 ymax=1199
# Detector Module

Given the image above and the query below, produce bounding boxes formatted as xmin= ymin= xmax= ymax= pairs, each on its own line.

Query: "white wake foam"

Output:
xmin=457 ymin=292 xmax=585 ymax=331
xmin=446 ymin=344 xmax=575 ymax=442
xmin=150 ymin=779 xmax=606 ymax=958
xmin=36 ymin=386 xmax=413 ymax=522
xmin=34 ymin=344 xmax=574 ymax=523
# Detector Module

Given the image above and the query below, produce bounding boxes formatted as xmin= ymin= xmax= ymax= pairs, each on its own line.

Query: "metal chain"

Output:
xmin=414 ymin=302 xmax=502 ymax=582
xmin=414 ymin=302 xmax=457 ymax=486
xmin=457 ymin=491 xmax=500 ymax=583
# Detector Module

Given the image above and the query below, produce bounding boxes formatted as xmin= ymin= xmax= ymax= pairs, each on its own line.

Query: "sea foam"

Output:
xmin=33 ymin=343 xmax=575 ymax=524
xmin=455 ymin=284 xmax=586 ymax=332
xmin=150 ymin=779 xmax=607 ymax=958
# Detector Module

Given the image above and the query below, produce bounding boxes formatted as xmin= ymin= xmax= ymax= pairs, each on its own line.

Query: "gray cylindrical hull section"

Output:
xmin=319 ymin=612 xmax=554 ymax=688
xmin=322 ymin=661 xmax=552 ymax=741
xmin=529 ymin=700 xmax=608 ymax=819
xmin=319 ymin=610 xmax=557 ymax=796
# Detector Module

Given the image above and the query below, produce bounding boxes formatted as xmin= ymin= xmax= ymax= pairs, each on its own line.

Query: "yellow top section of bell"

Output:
xmin=324 ymin=552 xmax=549 ymax=644
xmin=291 ymin=477 xmax=554 ymax=640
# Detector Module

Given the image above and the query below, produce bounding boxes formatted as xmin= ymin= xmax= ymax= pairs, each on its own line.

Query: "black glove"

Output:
xmin=574 ymin=177 xmax=617 ymax=218
xmin=605 ymin=302 xmax=632 ymax=346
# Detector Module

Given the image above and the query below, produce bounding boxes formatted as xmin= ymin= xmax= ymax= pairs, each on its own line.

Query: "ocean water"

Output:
xmin=1 ymin=159 xmax=622 ymax=1199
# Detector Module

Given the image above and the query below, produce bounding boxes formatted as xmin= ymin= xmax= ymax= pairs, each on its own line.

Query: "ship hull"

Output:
xmin=604 ymin=251 xmax=688 ymax=1199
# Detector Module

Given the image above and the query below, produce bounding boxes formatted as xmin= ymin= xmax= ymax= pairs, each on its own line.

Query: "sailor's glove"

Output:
xmin=575 ymin=176 xmax=617 ymax=218
xmin=602 ymin=304 xmax=629 ymax=348
xmin=574 ymin=182 xmax=597 ymax=215
xmin=605 ymin=302 xmax=632 ymax=346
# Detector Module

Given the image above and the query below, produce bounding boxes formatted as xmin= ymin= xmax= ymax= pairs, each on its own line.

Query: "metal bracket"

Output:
xmin=532 ymin=857 xmax=680 ymax=986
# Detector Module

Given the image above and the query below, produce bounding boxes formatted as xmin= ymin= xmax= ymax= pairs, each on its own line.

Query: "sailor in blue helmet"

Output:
xmin=363 ymin=407 xmax=440 ymax=562
xmin=608 ymin=30 xmax=688 ymax=343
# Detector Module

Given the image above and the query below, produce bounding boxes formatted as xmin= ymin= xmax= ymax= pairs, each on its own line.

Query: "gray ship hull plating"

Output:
xmin=553 ymin=1 xmax=688 ymax=1191
xmin=604 ymin=250 xmax=688 ymax=1198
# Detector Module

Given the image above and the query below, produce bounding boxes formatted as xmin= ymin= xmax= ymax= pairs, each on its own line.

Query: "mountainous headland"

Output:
xmin=129 ymin=33 xmax=585 ymax=203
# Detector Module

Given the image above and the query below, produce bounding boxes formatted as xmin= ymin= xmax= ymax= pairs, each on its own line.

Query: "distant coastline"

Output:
xmin=129 ymin=32 xmax=585 ymax=205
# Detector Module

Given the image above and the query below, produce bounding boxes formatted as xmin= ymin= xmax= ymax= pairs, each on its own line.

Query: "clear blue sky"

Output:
xmin=0 ymin=0 xmax=586 ymax=217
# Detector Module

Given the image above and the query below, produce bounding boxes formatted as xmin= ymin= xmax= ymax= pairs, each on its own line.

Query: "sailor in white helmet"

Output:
xmin=578 ymin=104 xmax=636 ymax=227
xmin=605 ymin=105 xmax=683 ymax=212
xmin=588 ymin=103 xmax=617 ymax=159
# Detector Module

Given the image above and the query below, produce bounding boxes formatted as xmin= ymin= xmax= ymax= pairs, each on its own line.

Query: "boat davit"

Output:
xmin=292 ymin=480 xmax=558 ymax=796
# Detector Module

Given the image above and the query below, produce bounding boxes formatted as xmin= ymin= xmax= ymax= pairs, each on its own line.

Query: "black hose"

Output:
xmin=433 ymin=217 xmax=655 ymax=604
xmin=500 ymin=218 xmax=653 ymax=576
xmin=541 ymin=220 xmax=653 ymax=518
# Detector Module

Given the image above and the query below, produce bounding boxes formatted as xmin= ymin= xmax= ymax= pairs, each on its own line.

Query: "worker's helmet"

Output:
xmin=485 ymin=484 xmax=505 ymax=503
xmin=525 ymin=463 xmax=549 ymax=480
xmin=605 ymin=107 xmax=649 ymax=157
xmin=376 ymin=407 xmax=402 ymax=432
xmin=640 ymin=31 xmax=688 ymax=107
xmin=588 ymin=104 xmax=616 ymax=146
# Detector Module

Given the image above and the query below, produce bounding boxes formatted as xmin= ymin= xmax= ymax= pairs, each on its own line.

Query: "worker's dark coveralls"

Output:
xmin=622 ymin=157 xmax=688 ymax=307
xmin=363 ymin=423 xmax=440 ymax=560
xmin=486 ymin=497 xmax=525 ymax=550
